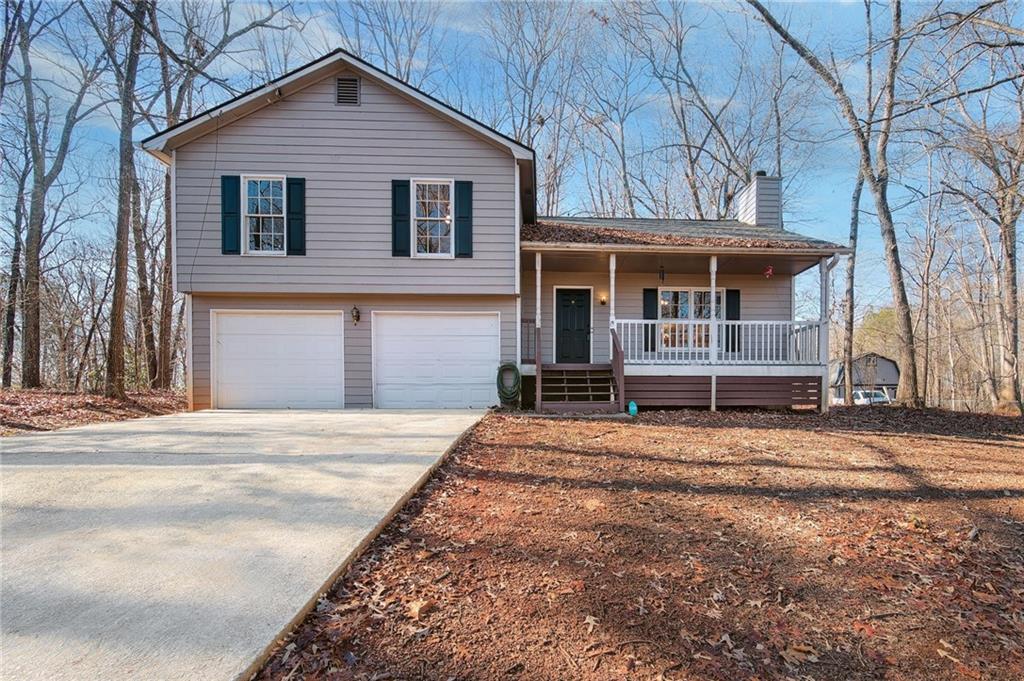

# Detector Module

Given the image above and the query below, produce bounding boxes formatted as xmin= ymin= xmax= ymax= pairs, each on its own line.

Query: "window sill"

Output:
xmin=411 ymin=253 xmax=456 ymax=260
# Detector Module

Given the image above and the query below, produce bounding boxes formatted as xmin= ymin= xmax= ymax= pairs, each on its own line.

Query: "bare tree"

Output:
xmin=485 ymin=0 xmax=586 ymax=215
xmin=322 ymin=0 xmax=444 ymax=90
xmin=927 ymin=25 xmax=1023 ymax=414
xmin=0 ymin=104 xmax=30 ymax=387
xmin=842 ymin=174 xmax=864 ymax=406
xmin=16 ymin=2 xmax=108 ymax=387
xmin=135 ymin=0 xmax=290 ymax=388
xmin=83 ymin=0 xmax=145 ymax=399
xmin=576 ymin=12 xmax=647 ymax=218
xmin=746 ymin=0 xmax=923 ymax=406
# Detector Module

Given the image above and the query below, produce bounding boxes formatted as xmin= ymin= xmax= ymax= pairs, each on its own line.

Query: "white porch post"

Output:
xmin=709 ymin=255 xmax=718 ymax=411
xmin=609 ymin=253 xmax=617 ymax=360
xmin=535 ymin=252 xmax=543 ymax=411
xmin=535 ymin=252 xmax=542 ymax=332
xmin=819 ymin=256 xmax=830 ymax=413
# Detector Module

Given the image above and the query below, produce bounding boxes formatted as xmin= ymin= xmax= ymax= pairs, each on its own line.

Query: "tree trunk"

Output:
xmin=156 ymin=167 xmax=174 ymax=388
xmin=130 ymin=171 xmax=158 ymax=386
xmin=20 ymin=186 xmax=43 ymax=387
xmin=104 ymin=1 xmax=144 ymax=399
xmin=870 ymin=182 xmax=921 ymax=406
xmin=843 ymin=173 xmax=863 ymax=406
xmin=995 ymin=205 xmax=1021 ymax=414
xmin=2 ymin=226 xmax=22 ymax=388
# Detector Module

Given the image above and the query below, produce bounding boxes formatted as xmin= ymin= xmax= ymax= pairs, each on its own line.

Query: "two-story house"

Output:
xmin=142 ymin=49 xmax=848 ymax=413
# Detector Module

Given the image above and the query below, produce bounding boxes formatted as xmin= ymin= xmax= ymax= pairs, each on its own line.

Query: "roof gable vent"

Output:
xmin=336 ymin=77 xmax=360 ymax=106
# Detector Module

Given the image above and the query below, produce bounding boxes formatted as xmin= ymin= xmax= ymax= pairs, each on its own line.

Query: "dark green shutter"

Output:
xmin=643 ymin=288 xmax=658 ymax=352
xmin=391 ymin=180 xmax=410 ymax=257
xmin=725 ymin=289 xmax=741 ymax=352
xmin=454 ymin=180 xmax=473 ymax=258
xmin=286 ymin=177 xmax=306 ymax=255
xmin=221 ymin=175 xmax=241 ymax=254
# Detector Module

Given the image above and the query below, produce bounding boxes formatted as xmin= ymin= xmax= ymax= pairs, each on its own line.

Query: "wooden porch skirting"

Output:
xmin=625 ymin=375 xmax=821 ymax=408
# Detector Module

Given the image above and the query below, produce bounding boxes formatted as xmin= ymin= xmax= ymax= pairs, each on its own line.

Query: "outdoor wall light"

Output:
xmin=658 ymin=265 xmax=666 ymax=283
xmin=351 ymin=306 xmax=361 ymax=324
xmin=599 ymin=294 xmax=608 ymax=306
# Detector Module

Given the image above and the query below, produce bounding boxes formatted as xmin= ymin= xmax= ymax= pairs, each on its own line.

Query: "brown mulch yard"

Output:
xmin=0 ymin=389 xmax=186 ymax=436
xmin=258 ymin=407 xmax=1024 ymax=681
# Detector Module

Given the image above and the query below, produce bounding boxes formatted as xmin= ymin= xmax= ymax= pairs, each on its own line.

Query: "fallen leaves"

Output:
xmin=852 ymin=620 xmax=876 ymax=638
xmin=406 ymin=598 xmax=434 ymax=621
xmin=0 ymin=389 xmax=185 ymax=436
xmin=780 ymin=643 xmax=819 ymax=665
xmin=255 ymin=408 xmax=1024 ymax=681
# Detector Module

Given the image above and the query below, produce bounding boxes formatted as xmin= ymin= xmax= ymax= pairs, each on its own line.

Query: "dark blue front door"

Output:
xmin=555 ymin=289 xmax=591 ymax=363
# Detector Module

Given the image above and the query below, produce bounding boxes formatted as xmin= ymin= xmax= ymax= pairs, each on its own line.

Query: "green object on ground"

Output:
xmin=497 ymin=363 xmax=521 ymax=405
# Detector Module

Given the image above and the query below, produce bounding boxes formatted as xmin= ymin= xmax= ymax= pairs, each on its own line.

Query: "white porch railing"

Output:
xmin=613 ymin=319 xmax=822 ymax=365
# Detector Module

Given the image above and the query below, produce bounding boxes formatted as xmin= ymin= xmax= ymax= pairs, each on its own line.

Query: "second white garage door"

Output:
xmin=373 ymin=312 xmax=500 ymax=408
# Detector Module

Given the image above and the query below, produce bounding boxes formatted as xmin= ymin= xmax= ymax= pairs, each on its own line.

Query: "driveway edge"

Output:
xmin=236 ymin=415 xmax=484 ymax=681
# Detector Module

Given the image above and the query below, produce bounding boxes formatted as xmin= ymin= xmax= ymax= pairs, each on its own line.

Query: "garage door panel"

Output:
xmin=214 ymin=312 xmax=344 ymax=409
xmin=373 ymin=313 xmax=499 ymax=409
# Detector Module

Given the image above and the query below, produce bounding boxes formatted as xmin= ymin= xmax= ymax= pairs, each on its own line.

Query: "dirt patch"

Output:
xmin=257 ymin=407 xmax=1024 ymax=680
xmin=0 ymin=389 xmax=186 ymax=436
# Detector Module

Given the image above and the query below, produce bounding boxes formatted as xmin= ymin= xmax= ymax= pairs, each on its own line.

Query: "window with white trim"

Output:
xmin=244 ymin=176 xmax=285 ymax=254
xmin=659 ymin=287 xmax=722 ymax=348
xmin=413 ymin=179 xmax=453 ymax=257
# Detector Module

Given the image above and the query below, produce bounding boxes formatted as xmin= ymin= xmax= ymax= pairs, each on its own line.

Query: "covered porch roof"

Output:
xmin=522 ymin=248 xmax=832 ymax=276
xmin=522 ymin=217 xmax=848 ymax=276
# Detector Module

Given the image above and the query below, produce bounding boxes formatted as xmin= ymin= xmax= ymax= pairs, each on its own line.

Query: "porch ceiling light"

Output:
xmin=659 ymin=265 xmax=665 ymax=283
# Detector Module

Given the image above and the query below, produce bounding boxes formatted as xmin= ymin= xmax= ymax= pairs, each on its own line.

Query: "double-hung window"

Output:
xmin=412 ymin=179 xmax=454 ymax=257
xmin=659 ymin=288 xmax=722 ymax=349
xmin=243 ymin=176 xmax=286 ymax=254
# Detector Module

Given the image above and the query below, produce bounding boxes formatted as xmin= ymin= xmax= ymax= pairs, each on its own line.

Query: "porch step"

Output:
xmin=540 ymin=364 xmax=617 ymax=404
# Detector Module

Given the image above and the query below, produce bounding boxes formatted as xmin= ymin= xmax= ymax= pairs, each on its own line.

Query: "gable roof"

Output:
xmin=831 ymin=353 xmax=901 ymax=385
xmin=140 ymin=48 xmax=535 ymax=164
xmin=523 ymin=217 xmax=848 ymax=253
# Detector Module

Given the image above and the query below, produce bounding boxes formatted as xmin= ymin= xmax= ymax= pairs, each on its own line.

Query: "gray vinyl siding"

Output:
xmin=736 ymin=176 xmax=782 ymax=228
xmin=521 ymin=271 xmax=793 ymax=363
xmin=174 ymin=67 xmax=516 ymax=294
xmin=190 ymin=294 xmax=518 ymax=410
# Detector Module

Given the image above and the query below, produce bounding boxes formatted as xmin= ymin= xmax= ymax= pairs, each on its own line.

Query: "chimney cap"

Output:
xmin=754 ymin=170 xmax=767 ymax=177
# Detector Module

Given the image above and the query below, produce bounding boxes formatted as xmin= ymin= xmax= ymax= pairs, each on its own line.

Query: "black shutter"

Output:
xmin=221 ymin=175 xmax=241 ymax=254
xmin=725 ymin=289 xmax=741 ymax=352
xmin=392 ymin=180 xmax=410 ymax=257
xmin=286 ymin=177 xmax=306 ymax=255
xmin=643 ymin=288 xmax=658 ymax=352
xmin=454 ymin=180 xmax=473 ymax=258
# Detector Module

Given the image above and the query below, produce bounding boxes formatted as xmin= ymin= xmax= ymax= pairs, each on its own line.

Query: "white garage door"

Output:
xmin=373 ymin=312 xmax=499 ymax=408
xmin=213 ymin=311 xmax=344 ymax=409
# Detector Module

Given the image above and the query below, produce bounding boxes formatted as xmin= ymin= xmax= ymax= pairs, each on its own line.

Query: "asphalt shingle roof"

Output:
xmin=523 ymin=217 xmax=844 ymax=251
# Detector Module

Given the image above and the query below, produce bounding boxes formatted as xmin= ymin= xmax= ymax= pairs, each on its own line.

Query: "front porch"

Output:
xmin=519 ymin=248 xmax=835 ymax=413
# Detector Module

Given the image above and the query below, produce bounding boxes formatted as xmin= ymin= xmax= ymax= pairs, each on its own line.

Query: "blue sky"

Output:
xmin=16 ymin=0 xmax=1008 ymax=318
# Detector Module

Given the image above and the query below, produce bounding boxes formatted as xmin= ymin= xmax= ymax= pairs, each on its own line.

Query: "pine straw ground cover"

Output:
xmin=0 ymin=389 xmax=186 ymax=436
xmin=257 ymin=407 xmax=1024 ymax=681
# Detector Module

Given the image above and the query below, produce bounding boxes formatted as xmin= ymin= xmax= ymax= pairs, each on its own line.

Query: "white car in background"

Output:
xmin=852 ymin=390 xmax=892 ymax=405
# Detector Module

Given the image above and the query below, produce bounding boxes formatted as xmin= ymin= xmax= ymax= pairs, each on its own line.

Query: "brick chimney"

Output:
xmin=736 ymin=170 xmax=782 ymax=228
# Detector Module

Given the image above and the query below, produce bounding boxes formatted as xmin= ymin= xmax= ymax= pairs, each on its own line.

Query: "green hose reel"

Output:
xmin=496 ymin=363 xmax=521 ymax=406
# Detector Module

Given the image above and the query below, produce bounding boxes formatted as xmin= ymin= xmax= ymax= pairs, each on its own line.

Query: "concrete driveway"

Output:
xmin=0 ymin=409 xmax=482 ymax=681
